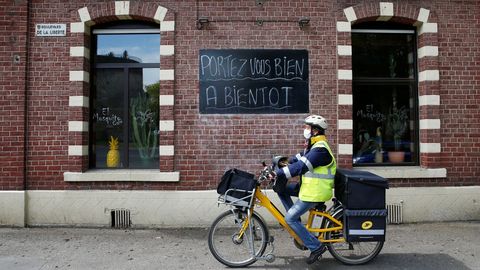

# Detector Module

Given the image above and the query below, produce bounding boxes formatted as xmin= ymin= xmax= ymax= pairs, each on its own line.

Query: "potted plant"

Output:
xmin=386 ymin=95 xmax=408 ymax=163
xmin=130 ymin=93 xmax=158 ymax=160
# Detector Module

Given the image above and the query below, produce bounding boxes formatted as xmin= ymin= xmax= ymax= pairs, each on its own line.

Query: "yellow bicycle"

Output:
xmin=208 ymin=165 xmax=384 ymax=267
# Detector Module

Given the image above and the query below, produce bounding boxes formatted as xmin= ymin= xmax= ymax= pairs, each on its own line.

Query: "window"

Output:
xmin=90 ymin=21 xmax=160 ymax=169
xmin=352 ymin=22 xmax=418 ymax=166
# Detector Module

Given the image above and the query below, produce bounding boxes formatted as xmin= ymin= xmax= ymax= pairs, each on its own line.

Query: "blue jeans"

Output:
xmin=277 ymin=182 xmax=322 ymax=251
xmin=277 ymin=182 xmax=300 ymax=211
xmin=285 ymin=199 xmax=322 ymax=251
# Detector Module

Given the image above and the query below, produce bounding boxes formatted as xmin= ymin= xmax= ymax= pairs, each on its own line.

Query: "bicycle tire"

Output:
xmin=208 ymin=209 xmax=269 ymax=268
xmin=324 ymin=207 xmax=384 ymax=265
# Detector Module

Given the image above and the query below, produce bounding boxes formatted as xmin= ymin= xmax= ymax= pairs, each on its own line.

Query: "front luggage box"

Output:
xmin=344 ymin=209 xmax=387 ymax=242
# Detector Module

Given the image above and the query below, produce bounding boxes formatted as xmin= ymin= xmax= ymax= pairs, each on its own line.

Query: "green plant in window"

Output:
xmin=130 ymin=93 xmax=158 ymax=159
xmin=386 ymin=93 xmax=408 ymax=151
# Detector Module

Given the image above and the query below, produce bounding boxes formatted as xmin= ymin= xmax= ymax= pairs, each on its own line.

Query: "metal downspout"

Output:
xmin=23 ymin=0 xmax=31 ymax=227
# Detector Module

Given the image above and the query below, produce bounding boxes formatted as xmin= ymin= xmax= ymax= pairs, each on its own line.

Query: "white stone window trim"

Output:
xmin=64 ymin=170 xmax=180 ymax=182
xmin=354 ymin=166 xmax=446 ymax=179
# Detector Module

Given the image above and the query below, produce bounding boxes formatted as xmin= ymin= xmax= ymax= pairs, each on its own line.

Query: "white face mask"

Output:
xmin=303 ymin=129 xmax=311 ymax=140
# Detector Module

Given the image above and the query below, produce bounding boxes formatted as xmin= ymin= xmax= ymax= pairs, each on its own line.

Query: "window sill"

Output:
xmin=353 ymin=166 xmax=447 ymax=179
xmin=64 ymin=170 xmax=180 ymax=182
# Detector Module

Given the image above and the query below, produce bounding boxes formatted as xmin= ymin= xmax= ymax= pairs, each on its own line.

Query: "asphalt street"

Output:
xmin=1 ymin=221 xmax=479 ymax=270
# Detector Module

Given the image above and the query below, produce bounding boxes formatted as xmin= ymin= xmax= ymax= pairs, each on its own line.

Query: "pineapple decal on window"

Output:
xmin=107 ymin=136 xmax=120 ymax=168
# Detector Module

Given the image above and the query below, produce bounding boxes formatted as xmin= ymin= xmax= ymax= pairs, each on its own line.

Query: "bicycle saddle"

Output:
xmin=313 ymin=202 xmax=326 ymax=211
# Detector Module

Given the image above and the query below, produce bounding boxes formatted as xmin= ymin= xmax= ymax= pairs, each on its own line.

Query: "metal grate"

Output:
xmin=387 ymin=203 xmax=403 ymax=224
xmin=111 ymin=209 xmax=131 ymax=228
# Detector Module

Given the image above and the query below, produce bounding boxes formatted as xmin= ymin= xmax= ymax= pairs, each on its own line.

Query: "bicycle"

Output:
xmin=208 ymin=164 xmax=384 ymax=267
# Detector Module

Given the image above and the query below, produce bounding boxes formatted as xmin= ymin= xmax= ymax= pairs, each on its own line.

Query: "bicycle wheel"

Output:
xmin=324 ymin=207 xmax=384 ymax=265
xmin=208 ymin=209 xmax=269 ymax=268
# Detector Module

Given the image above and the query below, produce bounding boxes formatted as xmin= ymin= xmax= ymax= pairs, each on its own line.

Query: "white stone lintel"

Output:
xmin=159 ymin=120 xmax=175 ymax=131
xmin=160 ymin=45 xmax=175 ymax=56
xmin=355 ymin=166 xmax=446 ymax=179
xmin=377 ymin=2 xmax=394 ymax=21
xmin=338 ymin=94 xmax=353 ymax=105
xmin=159 ymin=95 xmax=174 ymax=106
xmin=69 ymin=96 xmax=89 ymax=108
xmin=336 ymin=21 xmax=351 ymax=32
xmin=338 ymin=69 xmax=352 ymax=80
xmin=337 ymin=45 xmax=352 ymax=56
xmin=159 ymin=145 xmax=175 ymax=156
xmin=418 ymin=23 xmax=438 ymax=35
xmin=418 ymin=46 xmax=439 ymax=58
xmin=343 ymin=7 xmax=357 ymax=22
xmin=160 ymin=21 xmax=175 ymax=32
xmin=419 ymin=95 xmax=440 ymax=106
xmin=154 ymin=6 xmax=168 ymax=22
xmin=64 ymin=170 xmax=180 ymax=182
xmin=68 ymin=121 xmax=89 ymax=132
xmin=416 ymin=8 xmax=431 ymax=25
xmin=338 ymin=119 xmax=353 ymax=130
xmin=68 ymin=145 xmax=88 ymax=156
xmin=69 ymin=71 xmax=89 ymax=83
xmin=420 ymin=119 xmax=441 ymax=129
xmin=420 ymin=143 xmax=441 ymax=153
xmin=419 ymin=70 xmax=440 ymax=82
xmin=160 ymin=69 xmax=174 ymax=81
xmin=338 ymin=144 xmax=353 ymax=155
xmin=70 ymin=46 xmax=90 ymax=59
xmin=70 ymin=22 xmax=90 ymax=34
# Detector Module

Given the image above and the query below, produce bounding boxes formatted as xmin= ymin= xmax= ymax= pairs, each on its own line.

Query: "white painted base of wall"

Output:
xmin=1 ymin=187 xmax=479 ymax=227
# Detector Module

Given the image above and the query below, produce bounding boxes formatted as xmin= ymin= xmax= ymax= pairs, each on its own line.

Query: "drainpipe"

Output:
xmin=23 ymin=0 xmax=31 ymax=227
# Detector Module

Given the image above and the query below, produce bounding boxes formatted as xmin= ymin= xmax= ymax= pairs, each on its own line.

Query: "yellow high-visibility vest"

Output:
xmin=299 ymin=141 xmax=337 ymax=202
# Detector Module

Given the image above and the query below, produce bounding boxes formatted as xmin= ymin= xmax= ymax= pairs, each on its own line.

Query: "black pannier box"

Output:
xmin=217 ymin=169 xmax=256 ymax=203
xmin=335 ymin=168 xmax=389 ymax=209
xmin=344 ymin=209 xmax=387 ymax=242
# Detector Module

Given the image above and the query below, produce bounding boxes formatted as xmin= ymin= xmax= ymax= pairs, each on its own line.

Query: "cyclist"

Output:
xmin=273 ymin=115 xmax=337 ymax=264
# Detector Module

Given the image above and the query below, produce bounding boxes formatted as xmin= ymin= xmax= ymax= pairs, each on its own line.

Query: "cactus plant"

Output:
xmin=130 ymin=94 xmax=158 ymax=159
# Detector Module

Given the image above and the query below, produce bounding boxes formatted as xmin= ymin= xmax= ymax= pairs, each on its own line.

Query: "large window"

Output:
xmin=90 ymin=22 xmax=160 ymax=169
xmin=352 ymin=22 xmax=418 ymax=166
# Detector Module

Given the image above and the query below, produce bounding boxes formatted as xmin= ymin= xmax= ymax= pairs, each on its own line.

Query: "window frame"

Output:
xmin=351 ymin=25 xmax=420 ymax=167
xmin=89 ymin=24 xmax=161 ymax=169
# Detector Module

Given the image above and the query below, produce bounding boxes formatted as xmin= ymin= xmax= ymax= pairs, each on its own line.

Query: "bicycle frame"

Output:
xmin=237 ymin=186 xmax=345 ymax=247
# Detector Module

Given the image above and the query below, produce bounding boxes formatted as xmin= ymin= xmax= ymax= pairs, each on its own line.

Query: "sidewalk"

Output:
xmin=1 ymin=221 xmax=479 ymax=270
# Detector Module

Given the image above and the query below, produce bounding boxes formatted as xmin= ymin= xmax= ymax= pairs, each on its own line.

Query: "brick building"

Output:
xmin=1 ymin=0 xmax=479 ymax=227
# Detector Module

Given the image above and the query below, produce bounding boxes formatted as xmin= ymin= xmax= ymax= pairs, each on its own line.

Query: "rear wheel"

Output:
xmin=208 ymin=209 xmax=269 ymax=268
xmin=324 ymin=207 xmax=384 ymax=265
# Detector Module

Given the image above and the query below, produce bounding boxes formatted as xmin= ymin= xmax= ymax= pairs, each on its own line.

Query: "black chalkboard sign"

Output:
xmin=199 ymin=49 xmax=309 ymax=114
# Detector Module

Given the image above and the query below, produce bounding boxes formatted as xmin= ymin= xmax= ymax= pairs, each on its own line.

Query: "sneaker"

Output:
xmin=306 ymin=245 xmax=327 ymax=264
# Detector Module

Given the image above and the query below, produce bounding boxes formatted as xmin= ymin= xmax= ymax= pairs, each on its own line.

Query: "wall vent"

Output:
xmin=387 ymin=203 xmax=403 ymax=224
xmin=111 ymin=209 xmax=131 ymax=228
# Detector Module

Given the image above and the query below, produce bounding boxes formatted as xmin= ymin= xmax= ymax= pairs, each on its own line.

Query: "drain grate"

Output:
xmin=111 ymin=209 xmax=131 ymax=228
xmin=387 ymin=203 xmax=403 ymax=224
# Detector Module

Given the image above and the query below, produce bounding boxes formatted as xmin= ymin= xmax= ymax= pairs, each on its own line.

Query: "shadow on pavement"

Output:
xmin=248 ymin=253 xmax=472 ymax=270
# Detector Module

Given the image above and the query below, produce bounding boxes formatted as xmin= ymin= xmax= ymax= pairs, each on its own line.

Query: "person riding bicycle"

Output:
xmin=273 ymin=115 xmax=337 ymax=264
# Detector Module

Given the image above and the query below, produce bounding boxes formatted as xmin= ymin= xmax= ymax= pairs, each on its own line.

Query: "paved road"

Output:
xmin=1 ymin=221 xmax=479 ymax=270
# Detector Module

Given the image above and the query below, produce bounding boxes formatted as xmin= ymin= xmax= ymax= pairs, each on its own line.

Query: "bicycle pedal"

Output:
xmin=269 ymin=236 xmax=274 ymax=243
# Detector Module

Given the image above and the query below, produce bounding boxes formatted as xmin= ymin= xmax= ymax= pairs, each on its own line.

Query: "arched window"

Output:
xmin=352 ymin=22 xmax=419 ymax=166
xmin=90 ymin=21 xmax=160 ymax=169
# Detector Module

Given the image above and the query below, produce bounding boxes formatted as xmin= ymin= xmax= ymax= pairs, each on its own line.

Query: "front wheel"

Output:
xmin=324 ymin=207 xmax=384 ymax=265
xmin=208 ymin=209 xmax=269 ymax=268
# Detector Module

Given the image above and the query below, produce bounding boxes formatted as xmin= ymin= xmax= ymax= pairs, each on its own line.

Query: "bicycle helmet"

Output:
xmin=304 ymin=115 xmax=328 ymax=130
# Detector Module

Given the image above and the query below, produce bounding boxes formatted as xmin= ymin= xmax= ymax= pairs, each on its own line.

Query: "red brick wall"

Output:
xmin=0 ymin=0 xmax=479 ymax=191
xmin=0 ymin=0 xmax=27 ymax=190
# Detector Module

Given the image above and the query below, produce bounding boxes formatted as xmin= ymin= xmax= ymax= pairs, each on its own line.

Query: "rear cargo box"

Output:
xmin=344 ymin=209 xmax=387 ymax=242
xmin=334 ymin=168 xmax=389 ymax=209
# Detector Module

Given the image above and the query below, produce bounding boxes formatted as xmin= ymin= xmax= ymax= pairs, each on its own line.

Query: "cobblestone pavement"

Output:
xmin=1 ymin=221 xmax=479 ymax=270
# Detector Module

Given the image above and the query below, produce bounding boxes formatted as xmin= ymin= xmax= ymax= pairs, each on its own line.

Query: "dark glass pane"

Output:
xmin=92 ymin=69 xmax=126 ymax=168
xmin=128 ymin=68 xmax=159 ymax=169
xmin=353 ymin=84 xmax=417 ymax=165
xmin=352 ymin=32 xmax=415 ymax=79
xmin=95 ymin=34 xmax=160 ymax=64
